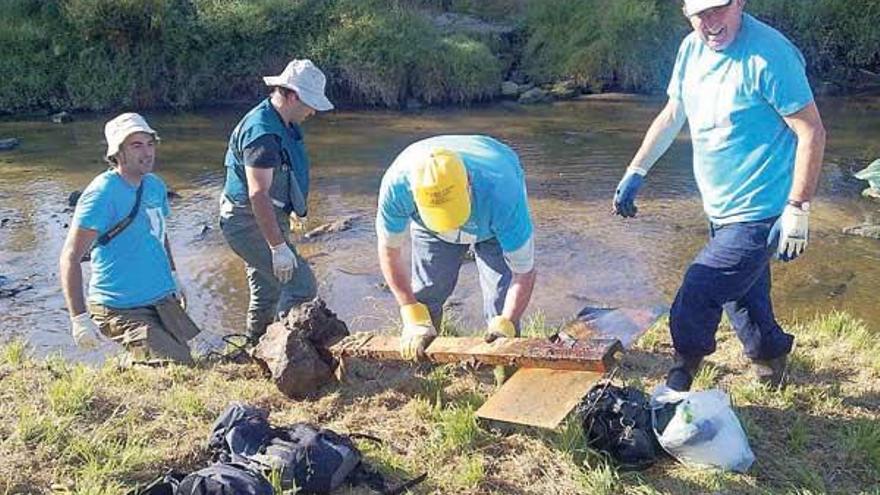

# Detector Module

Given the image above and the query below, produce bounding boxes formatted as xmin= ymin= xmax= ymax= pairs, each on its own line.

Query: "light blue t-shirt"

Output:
xmin=377 ymin=135 xmax=533 ymax=253
xmin=668 ymin=13 xmax=814 ymax=224
xmin=73 ymin=170 xmax=175 ymax=308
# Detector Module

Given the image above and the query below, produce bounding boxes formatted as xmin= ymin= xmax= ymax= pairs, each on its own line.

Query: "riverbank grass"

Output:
xmin=1 ymin=310 xmax=878 ymax=493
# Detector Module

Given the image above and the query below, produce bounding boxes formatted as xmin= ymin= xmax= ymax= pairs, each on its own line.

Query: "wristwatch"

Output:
xmin=787 ymin=199 xmax=811 ymax=212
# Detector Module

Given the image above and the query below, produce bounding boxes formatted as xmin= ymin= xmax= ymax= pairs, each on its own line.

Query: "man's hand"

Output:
xmin=484 ymin=315 xmax=516 ymax=343
xmin=612 ymin=170 xmax=645 ymax=218
xmin=400 ymin=303 xmax=437 ymax=361
xmin=70 ymin=313 xmax=112 ymax=350
xmin=270 ymin=242 xmax=297 ymax=283
xmin=769 ymin=204 xmax=809 ymax=262
xmin=172 ymin=271 xmax=187 ymax=310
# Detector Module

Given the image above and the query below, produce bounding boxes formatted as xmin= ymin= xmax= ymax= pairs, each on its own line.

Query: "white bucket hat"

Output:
xmin=104 ymin=112 xmax=158 ymax=159
xmin=263 ymin=59 xmax=334 ymax=112
xmin=683 ymin=0 xmax=732 ymax=16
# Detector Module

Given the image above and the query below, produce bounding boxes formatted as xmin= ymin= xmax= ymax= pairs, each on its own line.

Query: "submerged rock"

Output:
xmin=861 ymin=187 xmax=880 ymax=201
xmin=252 ymin=298 xmax=349 ymax=399
xmin=304 ymin=215 xmax=362 ymax=239
xmin=842 ymin=223 xmax=880 ymax=240
xmin=0 ymin=138 xmax=20 ymax=151
xmin=51 ymin=112 xmax=73 ymax=124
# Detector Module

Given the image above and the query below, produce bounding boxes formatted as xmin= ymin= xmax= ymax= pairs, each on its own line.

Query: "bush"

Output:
xmin=522 ymin=0 xmax=686 ymax=92
xmin=0 ymin=0 xmax=877 ymax=113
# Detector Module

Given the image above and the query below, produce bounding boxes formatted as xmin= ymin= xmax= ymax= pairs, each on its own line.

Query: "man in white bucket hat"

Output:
xmin=219 ymin=59 xmax=334 ymax=342
xmin=60 ymin=113 xmax=200 ymax=364
xmin=609 ymin=0 xmax=825 ymax=390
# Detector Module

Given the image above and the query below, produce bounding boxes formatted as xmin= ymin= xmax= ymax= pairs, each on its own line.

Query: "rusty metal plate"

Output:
xmin=476 ymin=368 xmax=602 ymax=429
xmin=561 ymin=304 xmax=668 ymax=348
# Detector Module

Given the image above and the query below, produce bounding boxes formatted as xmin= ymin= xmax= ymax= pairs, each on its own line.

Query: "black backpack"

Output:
xmin=207 ymin=403 xmax=425 ymax=494
xmin=578 ymin=382 xmax=664 ymax=470
xmin=178 ymin=463 xmax=273 ymax=495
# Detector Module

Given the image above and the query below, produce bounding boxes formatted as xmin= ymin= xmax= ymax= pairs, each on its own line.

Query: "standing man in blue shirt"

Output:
xmin=60 ymin=113 xmax=199 ymax=363
xmin=612 ymin=0 xmax=826 ymax=390
xmin=376 ymin=135 xmax=537 ymax=368
xmin=220 ymin=59 xmax=333 ymax=342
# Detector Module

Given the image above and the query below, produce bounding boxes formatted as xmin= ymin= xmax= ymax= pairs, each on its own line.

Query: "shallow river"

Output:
xmin=1 ymin=96 xmax=878 ymax=356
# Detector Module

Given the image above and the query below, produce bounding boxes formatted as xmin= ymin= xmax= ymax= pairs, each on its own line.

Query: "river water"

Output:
xmin=1 ymin=96 xmax=878 ymax=356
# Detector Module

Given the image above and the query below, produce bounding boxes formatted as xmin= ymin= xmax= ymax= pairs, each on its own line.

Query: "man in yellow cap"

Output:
xmin=376 ymin=135 xmax=537 ymax=364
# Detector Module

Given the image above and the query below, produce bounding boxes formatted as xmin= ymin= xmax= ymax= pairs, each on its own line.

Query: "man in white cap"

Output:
xmin=610 ymin=0 xmax=826 ymax=390
xmin=376 ymin=135 xmax=537 ymax=379
xmin=60 ymin=113 xmax=199 ymax=364
xmin=219 ymin=59 xmax=334 ymax=342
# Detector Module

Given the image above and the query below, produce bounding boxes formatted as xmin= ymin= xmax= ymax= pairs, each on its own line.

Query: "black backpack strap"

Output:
xmin=95 ymin=179 xmax=145 ymax=247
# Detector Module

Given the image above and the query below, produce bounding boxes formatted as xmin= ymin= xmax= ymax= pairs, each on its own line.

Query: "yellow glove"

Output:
xmin=485 ymin=316 xmax=516 ymax=343
xmin=400 ymin=303 xmax=437 ymax=361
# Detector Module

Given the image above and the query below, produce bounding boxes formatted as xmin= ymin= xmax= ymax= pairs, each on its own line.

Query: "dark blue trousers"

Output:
xmin=670 ymin=218 xmax=794 ymax=361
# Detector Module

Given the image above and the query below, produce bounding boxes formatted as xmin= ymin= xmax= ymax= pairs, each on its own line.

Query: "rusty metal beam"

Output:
xmin=329 ymin=335 xmax=622 ymax=372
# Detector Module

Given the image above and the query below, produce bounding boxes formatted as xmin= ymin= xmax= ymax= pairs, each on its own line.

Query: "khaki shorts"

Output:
xmin=89 ymin=296 xmax=199 ymax=365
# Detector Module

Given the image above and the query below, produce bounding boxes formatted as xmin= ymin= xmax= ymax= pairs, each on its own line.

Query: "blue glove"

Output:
xmin=612 ymin=170 xmax=645 ymax=218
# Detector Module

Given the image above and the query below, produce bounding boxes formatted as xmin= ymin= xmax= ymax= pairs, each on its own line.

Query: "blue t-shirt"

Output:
xmin=377 ymin=135 xmax=533 ymax=253
xmin=73 ymin=170 xmax=175 ymax=308
xmin=667 ymin=13 xmax=814 ymax=224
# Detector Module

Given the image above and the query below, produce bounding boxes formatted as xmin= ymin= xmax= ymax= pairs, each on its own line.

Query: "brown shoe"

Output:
xmin=751 ymin=354 xmax=788 ymax=388
xmin=665 ymin=353 xmax=703 ymax=392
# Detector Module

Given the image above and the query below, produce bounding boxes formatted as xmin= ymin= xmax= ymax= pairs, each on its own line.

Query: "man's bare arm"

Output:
xmin=59 ymin=227 xmax=97 ymax=317
xmin=782 ymin=101 xmax=826 ymax=203
xmin=245 ymin=166 xmax=285 ymax=247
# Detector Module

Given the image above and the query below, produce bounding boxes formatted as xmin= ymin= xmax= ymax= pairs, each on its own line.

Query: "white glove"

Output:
xmin=70 ymin=313 xmax=113 ymax=350
xmin=270 ymin=242 xmax=297 ymax=283
xmin=771 ymin=204 xmax=809 ymax=262
xmin=400 ymin=303 xmax=437 ymax=361
xmin=172 ymin=271 xmax=187 ymax=310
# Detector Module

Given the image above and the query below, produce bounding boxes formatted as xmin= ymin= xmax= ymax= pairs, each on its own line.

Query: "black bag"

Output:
xmin=207 ymin=403 xmax=271 ymax=463
xmin=578 ymin=382 xmax=663 ymax=470
xmin=177 ymin=463 xmax=273 ymax=495
xmin=128 ymin=470 xmax=186 ymax=495
xmin=258 ymin=423 xmax=363 ymax=493
xmin=207 ymin=403 xmax=425 ymax=494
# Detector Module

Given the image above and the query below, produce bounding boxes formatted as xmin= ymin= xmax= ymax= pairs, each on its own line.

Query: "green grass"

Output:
xmin=0 ymin=338 xmax=28 ymax=367
xmin=1 ymin=309 xmax=879 ymax=493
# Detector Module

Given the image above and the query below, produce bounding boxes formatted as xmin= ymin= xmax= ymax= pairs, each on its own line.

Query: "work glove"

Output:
xmin=612 ymin=169 xmax=645 ymax=218
xmin=768 ymin=204 xmax=809 ymax=262
xmin=400 ymin=303 xmax=437 ymax=361
xmin=172 ymin=271 xmax=187 ymax=310
xmin=70 ymin=313 xmax=114 ymax=350
xmin=270 ymin=242 xmax=297 ymax=284
xmin=484 ymin=315 xmax=516 ymax=343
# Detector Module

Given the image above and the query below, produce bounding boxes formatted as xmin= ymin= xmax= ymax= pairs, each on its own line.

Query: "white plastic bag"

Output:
xmin=651 ymin=385 xmax=755 ymax=472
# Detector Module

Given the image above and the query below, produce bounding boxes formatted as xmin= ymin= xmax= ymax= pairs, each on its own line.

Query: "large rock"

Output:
xmin=518 ymin=87 xmax=551 ymax=105
xmin=548 ymin=80 xmax=578 ymax=100
xmin=252 ymin=298 xmax=349 ymax=399
xmin=500 ymin=81 xmax=520 ymax=97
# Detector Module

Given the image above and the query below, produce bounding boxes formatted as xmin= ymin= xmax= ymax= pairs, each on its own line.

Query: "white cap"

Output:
xmin=104 ymin=112 xmax=158 ymax=159
xmin=683 ymin=0 xmax=731 ymax=16
xmin=263 ymin=59 xmax=334 ymax=112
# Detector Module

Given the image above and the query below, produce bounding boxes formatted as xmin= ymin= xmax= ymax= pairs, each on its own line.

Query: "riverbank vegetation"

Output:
xmin=2 ymin=0 xmax=879 ymax=114
xmin=1 ymin=310 xmax=878 ymax=493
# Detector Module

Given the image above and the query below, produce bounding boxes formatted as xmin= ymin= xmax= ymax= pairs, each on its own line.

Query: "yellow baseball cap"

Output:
xmin=412 ymin=148 xmax=471 ymax=232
